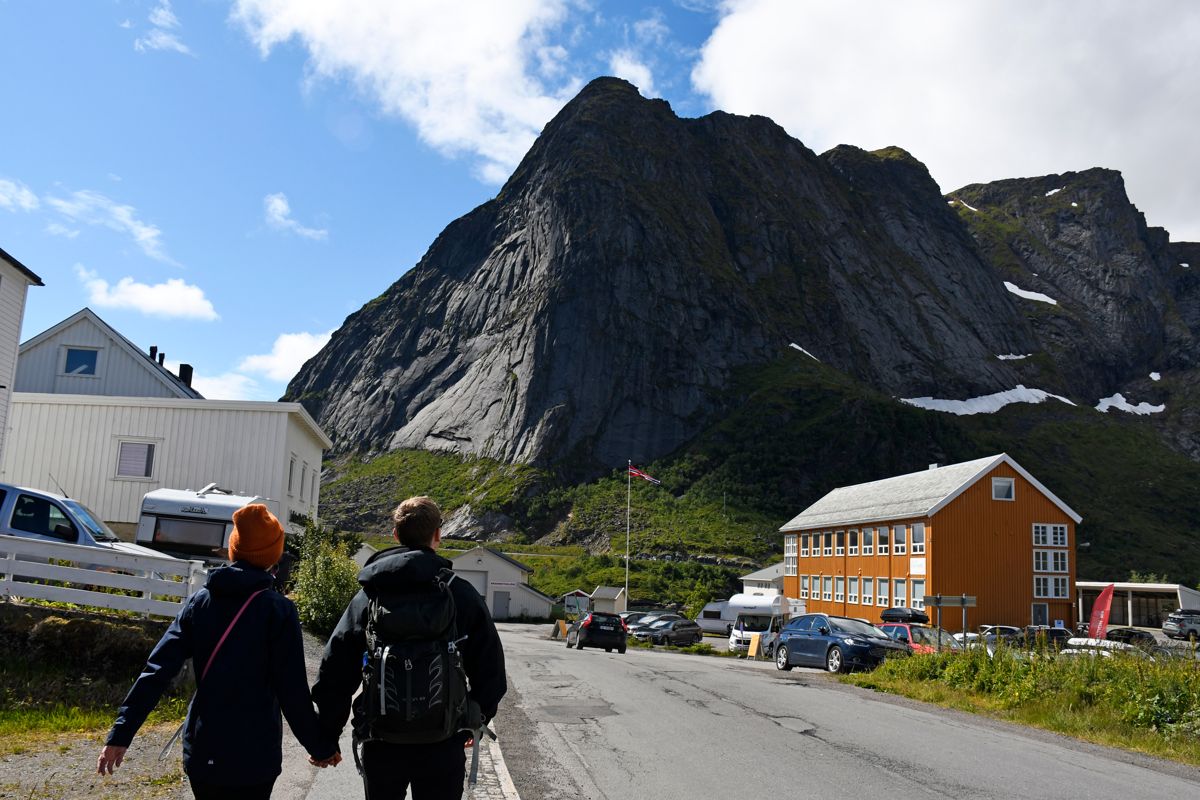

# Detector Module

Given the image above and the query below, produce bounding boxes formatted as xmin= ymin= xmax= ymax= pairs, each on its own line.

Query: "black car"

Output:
xmin=627 ymin=613 xmax=682 ymax=634
xmin=775 ymin=613 xmax=909 ymax=673
xmin=1021 ymin=625 xmax=1073 ymax=649
xmin=635 ymin=618 xmax=703 ymax=646
xmin=1106 ymin=627 xmax=1159 ymax=650
xmin=566 ymin=612 xmax=628 ymax=653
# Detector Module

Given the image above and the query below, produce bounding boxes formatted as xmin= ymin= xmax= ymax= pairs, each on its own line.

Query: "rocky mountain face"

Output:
xmin=287 ymin=77 xmax=1197 ymax=477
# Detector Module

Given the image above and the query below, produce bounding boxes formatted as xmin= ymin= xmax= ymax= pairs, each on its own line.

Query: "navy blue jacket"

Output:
xmin=106 ymin=562 xmax=337 ymax=785
xmin=311 ymin=546 xmax=507 ymax=744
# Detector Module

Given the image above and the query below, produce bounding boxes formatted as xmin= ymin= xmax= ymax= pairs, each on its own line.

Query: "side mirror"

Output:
xmin=54 ymin=523 xmax=78 ymax=542
xmin=896 ymin=633 xmax=910 ymax=643
xmin=818 ymin=626 xmax=830 ymax=635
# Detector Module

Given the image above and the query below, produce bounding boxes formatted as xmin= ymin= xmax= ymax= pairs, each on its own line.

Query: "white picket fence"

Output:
xmin=0 ymin=536 xmax=206 ymax=617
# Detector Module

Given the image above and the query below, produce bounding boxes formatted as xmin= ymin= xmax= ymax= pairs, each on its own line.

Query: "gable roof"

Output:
xmin=19 ymin=308 xmax=203 ymax=399
xmin=741 ymin=562 xmax=784 ymax=582
xmin=450 ymin=546 xmax=532 ymax=573
xmin=780 ymin=453 xmax=1082 ymax=532
xmin=591 ymin=585 xmax=626 ymax=600
xmin=0 ymin=245 xmax=45 ymax=286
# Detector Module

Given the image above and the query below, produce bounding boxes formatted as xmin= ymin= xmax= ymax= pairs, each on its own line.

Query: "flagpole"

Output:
xmin=625 ymin=459 xmax=631 ymax=604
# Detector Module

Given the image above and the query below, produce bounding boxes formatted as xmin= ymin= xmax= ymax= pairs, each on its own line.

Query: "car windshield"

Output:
xmin=830 ymin=618 xmax=888 ymax=638
xmin=63 ymin=501 xmax=120 ymax=541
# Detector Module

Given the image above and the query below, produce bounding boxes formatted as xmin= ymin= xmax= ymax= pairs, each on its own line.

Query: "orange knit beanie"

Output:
xmin=229 ymin=504 xmax=285 ymax=569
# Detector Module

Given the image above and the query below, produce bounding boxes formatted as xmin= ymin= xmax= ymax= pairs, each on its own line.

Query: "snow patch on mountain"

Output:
xmin=901 ymin=385 xmax=1075 ymax=416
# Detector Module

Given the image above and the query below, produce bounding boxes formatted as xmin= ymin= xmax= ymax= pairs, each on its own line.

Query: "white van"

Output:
xmin=135 ymin=484 xmax=278 ymax=563
xmin=726 ymin=592 xmax=790 ymax=652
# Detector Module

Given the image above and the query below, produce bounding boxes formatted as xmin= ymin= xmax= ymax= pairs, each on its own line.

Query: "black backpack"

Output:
xmin=359 ymin=568 xmax=470 ymax=744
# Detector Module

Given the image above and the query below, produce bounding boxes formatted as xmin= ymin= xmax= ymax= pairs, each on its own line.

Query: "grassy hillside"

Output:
xmin=320 ymin=355 xmax=1200 ymax=600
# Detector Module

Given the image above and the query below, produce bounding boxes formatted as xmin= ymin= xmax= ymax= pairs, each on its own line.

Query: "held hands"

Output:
xmin=97 ymin=745 xmax=127 ymax=775
xmin=309 ymin=751 xmax=342 ymax=768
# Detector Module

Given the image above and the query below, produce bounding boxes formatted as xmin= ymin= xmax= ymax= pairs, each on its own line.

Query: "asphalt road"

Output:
xmin=494 ymin=623 xmax=1200 ymax=800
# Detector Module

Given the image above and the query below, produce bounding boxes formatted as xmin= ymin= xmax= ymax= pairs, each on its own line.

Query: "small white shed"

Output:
xmin=591 ymin=585 xmax=627 ymax=614
xmin=449 ymin=546 xmax=553 ymax=620
xmin=740 ymin=562 xmax=785 ymax=595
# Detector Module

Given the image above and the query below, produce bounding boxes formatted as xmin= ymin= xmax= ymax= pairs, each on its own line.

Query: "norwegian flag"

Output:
xmin=627 ymin=465 xmax=661 ymax=485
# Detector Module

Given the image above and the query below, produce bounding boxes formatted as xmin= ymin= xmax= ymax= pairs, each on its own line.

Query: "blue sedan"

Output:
xmin=775 ymin=614 xmax=910 ymax=673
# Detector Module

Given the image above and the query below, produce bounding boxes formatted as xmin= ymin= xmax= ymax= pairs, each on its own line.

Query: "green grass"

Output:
xmin=848 ymin=646 xmax=1200 ymax=765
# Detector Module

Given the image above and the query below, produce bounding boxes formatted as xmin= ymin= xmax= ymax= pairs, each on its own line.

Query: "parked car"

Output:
xmin=1059 ymin=637 xmax=1148 ymax=659
xmin=0 ymin=482 xmax=163 ymax=558
xmin=879 ymin=607 xmax=930 ymax=625
xmin=619 ymin=611 xmax=654 ymax=626
xmin=628 ymin=613 xmax=682 ymax=634
xmin=775 ymin=614 xmax=909 ymax=673
xmin=1162 ymin=609 xmax=1200 ymax=642
xmin=954 ymin=625 xmax=1023 ymax=646
xmin=879 ymin=622 xmax=961 ymax=654
xmin=635 ymin=618 xmax=704 ymax=646
xmin=566 ymin=611 xmax=628 ymax=653
xmin=1105 ymin=627 xmax=1160 ymax=650
xmin=1020 ymin=625 xmax=1074 ymax=649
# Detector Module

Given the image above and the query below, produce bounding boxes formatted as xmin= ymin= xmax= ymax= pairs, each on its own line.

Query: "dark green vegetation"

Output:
xmin=0 ymin=603 xmax=188 ymax=751
xmin=322 ymin=352 xmax=1200 ymax=601
xmin=849 ymin=646 xmax=1200 ymax=765
xmin=290 ymin=520 xmax=362 ymax=634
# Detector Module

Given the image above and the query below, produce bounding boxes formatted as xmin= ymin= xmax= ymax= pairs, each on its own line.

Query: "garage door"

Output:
xmin=456 ymin=570 xmax=487 ymax=596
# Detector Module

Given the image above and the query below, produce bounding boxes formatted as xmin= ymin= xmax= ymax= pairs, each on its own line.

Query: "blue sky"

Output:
xmin=2 ymin=1 xmax=1198 ymax=400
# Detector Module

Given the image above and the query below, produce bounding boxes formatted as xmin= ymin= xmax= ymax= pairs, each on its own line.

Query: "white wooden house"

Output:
xmin=0 ymin=246 xmax=43 ymax=471
xmin=740 ymin=562 xmax=785 ymax=595
xmin=449 ymin=546 xmax=553 ymax=620
xmin=590 ymin=585 xmax=628 ymax=614
xmin=3 ymin=309 xmax=331 ymax=535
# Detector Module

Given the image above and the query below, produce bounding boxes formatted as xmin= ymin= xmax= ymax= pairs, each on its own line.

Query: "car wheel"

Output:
xmin=618 ymin=645 xmax=626 ymax=654
xmin=694 ymin=633 xmax=702 ymax=645
xmin=605 ymin=647 xmax=612 ymax=653
xmin=826 ymin=645 xmax=847 ymax=673
xmin=566 ymin=636 xmax=573 ymax=648
xmin=775 ymin=645 xmax=793 ymax=671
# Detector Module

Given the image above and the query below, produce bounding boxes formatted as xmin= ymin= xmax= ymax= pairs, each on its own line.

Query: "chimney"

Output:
xmin=149 ymin=345 xmax=158 ymax=360
xmin=179 ymin=364 xmax=194 ymax=387
xmin=158 ymin=352 xmax=165 ymax=365
xmin=928 ymin=463 xmax=939 ymax=470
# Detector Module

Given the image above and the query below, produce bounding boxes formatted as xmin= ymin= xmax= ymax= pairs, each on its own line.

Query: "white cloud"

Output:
xmin=263 ymin=192 xmax=328 ymax=241
xmin=119 ymin=19 xmax=133 ymax=29
xmin=45 ymin=222 xmax=80 ymax=239
xmin=75 ymin=265 xmax=218 ymax=320
xmin=608 ymin=49 xmax=655 ymax=96
xmin=693 ymin=0 xmax=1200 ymax=241
xmin=47 ymin=189 xmax=176 ymax=264
xmin=0 ymin=178 xmax=39 ymax=212
xmin=238 ymin=329 xmax=334 ymax=382
xmin=231 ymin=0 xmax=578 ymax=183
xmin=136 ymin=1 xmax=193 ymax=55
xmin=633 ymin=13 xmax=670 ymax=46
xmin=190 ymin=370 xmax=262 ymax=401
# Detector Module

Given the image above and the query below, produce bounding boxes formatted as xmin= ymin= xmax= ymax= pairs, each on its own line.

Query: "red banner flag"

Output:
xmin=1087 ymin=583 xmax=1115 ymax=639
xmin=627 ymin=465 xmax=661 ymax=485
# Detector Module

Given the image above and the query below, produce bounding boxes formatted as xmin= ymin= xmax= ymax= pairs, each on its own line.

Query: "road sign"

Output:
xmin=924 ymin=594 xmax=976 ymax=608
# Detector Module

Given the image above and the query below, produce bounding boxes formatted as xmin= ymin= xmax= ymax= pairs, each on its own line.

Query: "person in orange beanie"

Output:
xmin=99 ymin=503 xmax=341 ymax=798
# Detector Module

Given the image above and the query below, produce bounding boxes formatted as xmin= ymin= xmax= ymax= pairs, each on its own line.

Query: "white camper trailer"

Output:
xmin=726 ymin=592 xmax=797 ymax=653
xmin=135 ymin=484 xmax=278 ymax=563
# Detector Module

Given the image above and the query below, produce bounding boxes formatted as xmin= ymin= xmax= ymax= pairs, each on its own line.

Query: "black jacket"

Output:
xmin=106 ymin=563 xmax=337 ymax=785
xmin=311 ymin=546 xmax=507 ymax=743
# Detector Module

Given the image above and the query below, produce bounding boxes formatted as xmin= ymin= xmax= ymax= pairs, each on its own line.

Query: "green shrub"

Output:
xmin=292 ymin=540 xmax=361 ymax=634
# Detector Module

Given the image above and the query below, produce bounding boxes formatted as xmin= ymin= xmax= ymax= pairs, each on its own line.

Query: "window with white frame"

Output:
xmin=848 ymin=576 xmax=859 ymax=604
xmin=893 ymin=525 xmax=907 ymax=555
xmin=1034 ymin=550 xmax=1050 ymax=572
xmin=877 ymin=578 xmax=890 ymax=606
xmin=812 ymin=575 xmax=819 ymax=601
xmin=848 ymin=529 xmax=859 ymax=556
xmin=310 ymin=471 xmax=318 ymax=506
xmin=1034 ymin=549 xmax=1069 ymax=573
xmin=116 ymin=441 xmax=155 ymax=478
xmin=894 ymin=578 xmax=907 ymax=607
xmin=288 ymin=457 xmax=297 ymax=495
xmin=862 ymin=527 xmax=874 ymax=555
xmin=1052 ymin=576 xmax=1069 ymax=598
xmin=1051 ymin=524 xmax=1067 ymax=546
xmin=878 ymin=527 xmax=889 ymax=556
xmin=800 ymin=534 xmax=809 ymax=557
xmin=63 ymin=346 xmax=101 ymax=376
xmin=835 ymin=531 xmax=845 ymax=556
xmin=822 ymin=576 xmax=833 ymax=601
xmin=911 ymin=580 xmax=926 ymax=609
xmin=835 ymin=577 xmax=845 ymax=602
xmin=992 ymin=477 xmax=1015 ymax=501
xmin=300 ymin=464 xmax=308 ymax=501
xmin=1033 ymin=523 xmax=1069 ymax=546
xmin=861 ymin=577 xmax=874 ymax=606
xmin=911 ymin=522 xmax=926 ymax=554
xmin=800 ymin=575 xmax=809 ymax=599
xmin=1052 ymin=551 xmax=1068 ymax=572
xmin=823 ymin=532 xmax=833 ymax=556
xmin=1034 ymin=576 xmax=1050 ymax=598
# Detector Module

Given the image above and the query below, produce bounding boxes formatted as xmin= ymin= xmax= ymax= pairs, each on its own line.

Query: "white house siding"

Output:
xmin=0 ymin=261 xmax=34 ymax=470
xmin=282 ymin=415 xmax=324 ymax=528
xmin=1 ymin=394 xmax=328 ymax=531
xmin=15 ymin=313 xmax=184 ymax=398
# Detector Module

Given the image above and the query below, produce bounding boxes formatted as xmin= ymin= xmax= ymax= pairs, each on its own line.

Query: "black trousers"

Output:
xmin=361 ymin=738 xmax=467 ymax=800
xmin=189 ymin=777 xmax=276 ymax=800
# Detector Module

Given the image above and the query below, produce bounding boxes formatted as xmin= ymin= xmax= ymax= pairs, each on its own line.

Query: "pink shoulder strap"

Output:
xmin=201 ymin=589 xmax=267 ymax=682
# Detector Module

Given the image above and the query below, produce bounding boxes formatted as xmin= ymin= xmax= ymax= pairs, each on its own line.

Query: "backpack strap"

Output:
xmin=202 ymin=588 xmax=267 ymax=681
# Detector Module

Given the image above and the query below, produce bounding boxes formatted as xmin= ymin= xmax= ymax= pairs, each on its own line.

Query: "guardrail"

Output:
xmin=0 ymin=536 xmax=206 ymax=617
